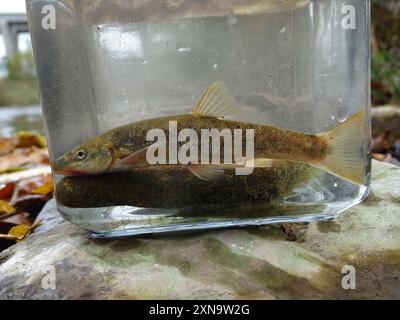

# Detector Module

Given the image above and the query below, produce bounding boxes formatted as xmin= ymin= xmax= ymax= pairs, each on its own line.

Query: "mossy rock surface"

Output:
xmin=0 ymin=160 xmax=399 ymax=299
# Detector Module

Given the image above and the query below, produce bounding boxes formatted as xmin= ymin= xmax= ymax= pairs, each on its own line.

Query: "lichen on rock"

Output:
xmin=0 ymin=160 xmax=399 ymax=299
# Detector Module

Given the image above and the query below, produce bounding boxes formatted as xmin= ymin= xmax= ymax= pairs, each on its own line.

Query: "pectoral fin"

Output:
xmin=187 ymin=158 xmax=275 ymax=181
xmin=238 ymin=158 xmax=274 ymax=168
xmin=117 ymin=147 xmax=149 ymax=167
xmin=192 ymin=81 xmax=240 ymax=119
xmin=187 ymin=164 xmax=225 ymax=181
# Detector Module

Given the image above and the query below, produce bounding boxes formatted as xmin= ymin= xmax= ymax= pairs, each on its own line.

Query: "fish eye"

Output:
xmin=75 ymin=149 xmax=87 ymax=161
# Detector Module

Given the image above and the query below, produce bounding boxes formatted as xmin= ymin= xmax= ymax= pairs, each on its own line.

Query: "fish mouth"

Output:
xmin=52 ymin=161 xmax=101 ymax=176
xmin=54 ymin=168 xmax=88 ymax=176
xmin=52 ymin=158 xmax=86 ymax=176
xmin=52 ymin=165 xmax=84 ymax=176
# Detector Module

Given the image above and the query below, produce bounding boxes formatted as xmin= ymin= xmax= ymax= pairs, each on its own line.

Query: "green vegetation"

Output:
xmin=0 ymin=52 xmax=39 ymax=107
xmin=372 ymin=50 xmax=400 ymax=105
xmin=372 ymin=0 xmax=400 ymax=105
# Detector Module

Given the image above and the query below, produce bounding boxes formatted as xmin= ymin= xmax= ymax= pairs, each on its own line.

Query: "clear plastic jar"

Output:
xmin=27 ymin=0 xmax=371 ymax=238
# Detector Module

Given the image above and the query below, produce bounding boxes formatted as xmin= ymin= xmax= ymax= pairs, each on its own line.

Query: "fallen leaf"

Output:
xmin=11 ymin=173 xmax=53 ymax=199
xmin=32 ymin=180 xmax=54 ymax=195
xmin=8 ymin=224 xmax=30 ymax=241
xmin=0 ymin=200 xmax=16 ymax=215
xmin=0 ymin=146 xmax=49 ymax=173
xmin=0 ymin=222 xmax=19 ymax=246
xmin=0 ymin=221 xmax=19 ymax=249
xmin=11 ymin=194 xmax=49 ymax=217
xmin=0 ymin=183 xmax=15 ymax=200
xmin=17 ymin=131 xmax=47 ymax=149
xmin=373 ymin=153 xmax=386 ymax=161
xmin=0 ymin=137 xmax=17 ymax=156
xmin=3 ymin=219 xmax=42 ymax=242
xmin=1 ymin=211 xmax=31 ymax=225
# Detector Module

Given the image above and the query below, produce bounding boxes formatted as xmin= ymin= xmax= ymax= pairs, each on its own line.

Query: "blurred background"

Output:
xmin=0 ymin=0 xmax=399 ymax=158
xmin=0 ymin=0 xmax=40 ymax=137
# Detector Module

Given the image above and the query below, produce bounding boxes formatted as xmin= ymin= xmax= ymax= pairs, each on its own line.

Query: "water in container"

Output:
xmin=26 ymin=0 xmax=371 ymax=237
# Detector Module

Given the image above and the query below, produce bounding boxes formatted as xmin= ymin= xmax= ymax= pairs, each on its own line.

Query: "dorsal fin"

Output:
xmin=192 ymin=81 xmax=240 ymax=118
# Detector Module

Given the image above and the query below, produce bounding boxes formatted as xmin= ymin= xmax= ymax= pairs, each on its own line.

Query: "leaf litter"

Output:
xmin=0 ymin=131 xmax=52 ymax=251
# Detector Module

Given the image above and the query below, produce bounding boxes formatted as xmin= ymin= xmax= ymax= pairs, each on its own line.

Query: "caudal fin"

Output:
xmin=318 ymin=111 xmax=366 ymax=185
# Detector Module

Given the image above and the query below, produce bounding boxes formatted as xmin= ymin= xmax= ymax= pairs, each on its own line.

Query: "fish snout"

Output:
xmin=52 ymin=156 xmax=68 ymax=173
xmin=52 ymin=154 xmax=77 ymax=175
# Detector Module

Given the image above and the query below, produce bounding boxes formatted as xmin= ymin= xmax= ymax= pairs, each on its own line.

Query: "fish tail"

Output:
xmin=317 ymin=111 xmax=366 ymax=185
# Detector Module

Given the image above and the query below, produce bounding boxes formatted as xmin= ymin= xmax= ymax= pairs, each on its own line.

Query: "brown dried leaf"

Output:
xmin=0 ymin=183 xmax=16 ymax=200
xmin=373 ymin=153 xmax=386 ymax=161
xmin=0 ymin=146 xmax=49 ymax=173
xmin=0 ymin=137 xmax=17 ymax=156
xmin=12 ymin=174 xmax=52 ymax=198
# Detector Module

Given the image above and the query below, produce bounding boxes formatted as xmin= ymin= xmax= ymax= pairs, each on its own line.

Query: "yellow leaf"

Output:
xmin=17 ymin=131 xmax=47 ymax=149
xmin=8 ymin=224 xmax=31 ymax=241
xmin=32 ymin=181 xmax=54 ymax=195
xmin=0 ymin=220 xmax=42 ymax=242
xmin=0 ymin=200 xmax=16 ymax=214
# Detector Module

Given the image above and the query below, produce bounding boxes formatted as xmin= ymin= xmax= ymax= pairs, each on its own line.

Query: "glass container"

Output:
xmin=26 ymin=0 xmax=371 ymax=238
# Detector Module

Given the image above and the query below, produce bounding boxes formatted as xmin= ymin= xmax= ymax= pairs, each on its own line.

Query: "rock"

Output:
xmin=0 ymin=160 xmax=399 ymax=299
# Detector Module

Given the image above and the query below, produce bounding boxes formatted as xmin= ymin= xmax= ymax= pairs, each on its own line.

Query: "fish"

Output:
xmin=56 ymin=160 xmax=316 ymax=209
xmin=53 ymin=81 xmax=366 ymax=185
